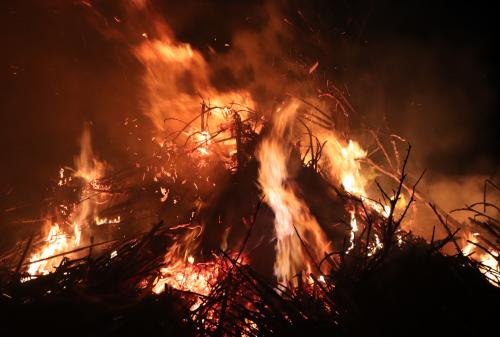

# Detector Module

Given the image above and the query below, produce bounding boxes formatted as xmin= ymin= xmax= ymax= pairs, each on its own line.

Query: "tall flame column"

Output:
xmin=257 ymin=101 xmax=330 ymax=284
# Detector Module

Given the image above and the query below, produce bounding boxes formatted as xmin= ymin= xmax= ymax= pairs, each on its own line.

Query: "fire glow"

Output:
xmin=16 ymin=0 xmax=499 ymax=302
xmin=25 ymin=126 xmax=107 ymax=277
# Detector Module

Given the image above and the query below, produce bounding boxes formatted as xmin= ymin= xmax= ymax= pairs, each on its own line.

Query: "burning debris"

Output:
xmin=0 ymin=1 xmax=498 ymax=336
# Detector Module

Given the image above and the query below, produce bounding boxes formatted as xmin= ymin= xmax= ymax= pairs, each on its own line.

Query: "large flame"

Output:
xmin=133 ymin=24 xmax=255 ymax=166
xmin=136 ymin=37 xmax=254 ymax=131
xmin=257 ymin=101 xmax=331 ymax=284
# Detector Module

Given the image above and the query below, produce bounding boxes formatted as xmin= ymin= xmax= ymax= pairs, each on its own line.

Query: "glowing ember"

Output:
xmin=153 ymin=257 xmax=216 ymax=295
xmin=95 ymin=216 xmax=121 ymax=226
xmin=193 ymin=130 xmax=212 ymax=156
xmin=152 ymin=256 xmax=221 ymax=310
xmin=346 ymin=210 xmax=358 ymax=254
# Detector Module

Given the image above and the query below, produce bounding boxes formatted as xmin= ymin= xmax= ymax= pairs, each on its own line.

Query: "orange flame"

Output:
xmin=26 ymin=223 xmax=70 ymax=276
xmin=462 ymin=233 xmax=499 ymax=286
xmin=152 ymin=255 xmax=220 ymax=310
xmin=25 ymin=127 xmax=108 ymax=277
xmin=321 ymin=136 xmax=368 ymax=196
xmin=134 ymin=30 xmax=255 ymax=164
xmin=257 ymin=101 xmax=331 ymax=284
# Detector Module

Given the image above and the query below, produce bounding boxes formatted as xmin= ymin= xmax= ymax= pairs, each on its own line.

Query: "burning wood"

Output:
xmin=1 ymin=102 xmax=497 ymax=335
xmin=0 ymin=1 xmax=498 ymax=336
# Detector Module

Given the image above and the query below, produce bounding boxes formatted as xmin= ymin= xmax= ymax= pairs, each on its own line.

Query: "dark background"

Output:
xmin=1 ymin=0 xmax=498 ymax=246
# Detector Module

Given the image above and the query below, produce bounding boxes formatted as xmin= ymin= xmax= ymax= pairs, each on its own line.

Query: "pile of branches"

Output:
xmin=0 ymin=100 xmax=498 ymax=336
xmin=0 ymin=221 xmax=195 ymax=336
xmin=0 ymin=172 xmax=498 ymax=337
xmin=190 ymin=150 xmax=499 ymax=337
xmin=0 ymin=224 xmax=497 ymax=337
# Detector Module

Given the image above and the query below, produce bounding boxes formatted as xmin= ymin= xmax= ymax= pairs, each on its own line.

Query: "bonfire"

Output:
xmin=0 ymin=1 xmax=498 ymax=337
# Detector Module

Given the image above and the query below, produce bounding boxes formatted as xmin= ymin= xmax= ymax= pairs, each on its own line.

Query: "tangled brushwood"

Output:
xmin=0 ymin=106 xmax=498 ymax=336
xmin=1 ymin=2 xmax=498 ymax=336
xmin=0 ymin=202 xmax=498 ymax=337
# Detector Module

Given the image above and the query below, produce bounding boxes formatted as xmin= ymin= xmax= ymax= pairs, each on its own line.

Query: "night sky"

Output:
xmin=0 ymin=0 xmax=498 ymax=247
